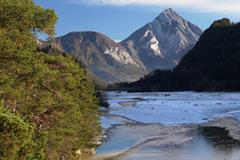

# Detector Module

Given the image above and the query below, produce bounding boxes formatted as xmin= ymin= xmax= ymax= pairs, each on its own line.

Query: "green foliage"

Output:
xmin=0 ymin=0 xmax=57 ymax=51
xmin=210 ymin=18 xmax=233 ymax=28
xmin=0 ymin=0 xmax=57 ymax=35
xmin=0 ymin=104 xmax=35 ymax=160
xmin=0 ymin=0 xmax=100 ymax=159
xmin=1 ymin=51 xmax=100 ymax=158
xmin=96 ymin=91 xmax=109 ymax=108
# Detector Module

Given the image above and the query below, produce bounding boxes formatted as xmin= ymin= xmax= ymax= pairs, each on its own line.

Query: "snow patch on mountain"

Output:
xmin=150 ymin=36 xmax=161 ymax=56
xmin=143 ymin=30 xmax=163 ymax=57
xmin=104 ymin=47 xmax=140 ymax=66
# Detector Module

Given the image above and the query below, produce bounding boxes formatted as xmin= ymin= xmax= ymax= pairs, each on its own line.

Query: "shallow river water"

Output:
xmin=94 ymin=92 xmax=240 ymax=160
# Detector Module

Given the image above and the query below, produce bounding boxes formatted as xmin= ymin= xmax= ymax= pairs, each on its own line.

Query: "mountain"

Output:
xmin=121 ymin=8 xmax=203 ymax=71
xmin=48 ymin=8 xmax=202 ymax=83
xmin=175 ymin=18 xmax=240 ymax=90
xmin=112 ymin=18 xmax=240 ymax=91
xmin=50 ymin=31 xmax=146 ymax=82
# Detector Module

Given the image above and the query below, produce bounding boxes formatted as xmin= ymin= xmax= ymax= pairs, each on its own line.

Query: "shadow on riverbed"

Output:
xmin=200 ymin=126 xmax=240 ymax=149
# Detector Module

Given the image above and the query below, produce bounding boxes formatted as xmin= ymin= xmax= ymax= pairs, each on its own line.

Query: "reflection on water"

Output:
xmin=121 ymin=134 xmax=240 ymax=160
xmin=95 ymin=127 xmax=240 ymax=160
xmin=95 ymin=92 xmax=240 ymax=160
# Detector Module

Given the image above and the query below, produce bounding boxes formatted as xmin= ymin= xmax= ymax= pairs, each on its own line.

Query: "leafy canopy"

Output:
xmin=0 ymin=0 xmax=57 ymax=51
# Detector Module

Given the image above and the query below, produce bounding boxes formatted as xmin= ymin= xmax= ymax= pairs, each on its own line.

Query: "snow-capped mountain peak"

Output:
xmin=156 ymin=8 xmax=181 ymax=22
xmin=48 ymin=8 xmax=203 ymax=83
xmin=121 ymin=8 xmax=203 ymax=71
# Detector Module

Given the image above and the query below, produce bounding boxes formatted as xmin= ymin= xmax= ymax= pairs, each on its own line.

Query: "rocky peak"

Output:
xmin=121 ymin=8 xmax=203 ymax=71
xmin=47 ymin=9 xmax=203 ymax=83
xmin=153 ymin=8 xmax=188 ymax=30
xmin=156 ymin=8 xmax=181 ymax=22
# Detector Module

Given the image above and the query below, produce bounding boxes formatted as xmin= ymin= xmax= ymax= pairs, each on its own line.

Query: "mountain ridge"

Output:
xmin=111 ymin=18 xmax=240 ymax=91
xmin=50 ymin=31 xmax=147 ymax=82
xmin=47 ymin=8 xmax=202 ymax=83
xmin=121 ymin=8 xmax=203 ymax=71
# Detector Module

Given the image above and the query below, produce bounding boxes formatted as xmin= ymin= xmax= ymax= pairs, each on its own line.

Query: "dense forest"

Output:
xmin=110 ymin=18 xmax=240 ymax=92
xmin=0 ymin=0 xmax=100 ymax=159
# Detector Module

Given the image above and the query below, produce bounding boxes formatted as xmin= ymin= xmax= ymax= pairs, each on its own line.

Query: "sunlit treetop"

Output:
xmin=0 ymin=0 xmax=58 ymax=36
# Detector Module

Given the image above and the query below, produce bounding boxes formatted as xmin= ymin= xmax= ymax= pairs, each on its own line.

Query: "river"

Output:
xmin=94 ymin=92 xmax=240 ymax=160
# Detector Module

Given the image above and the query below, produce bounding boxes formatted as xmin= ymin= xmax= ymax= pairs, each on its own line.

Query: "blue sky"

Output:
xmin=34 ymin=0 xmax=240 ymax=41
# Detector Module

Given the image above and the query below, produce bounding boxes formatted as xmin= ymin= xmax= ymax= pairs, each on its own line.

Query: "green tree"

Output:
xmin=0 ymin=0 xmax=100 ymax=159
xmin=210 ymin=18 xmax=232 ymax=28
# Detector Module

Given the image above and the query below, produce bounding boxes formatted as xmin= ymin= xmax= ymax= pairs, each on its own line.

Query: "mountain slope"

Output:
xmin=51 ymin=31 xmax=146 ymax=82
xmin=49 ymin=9 xmax=202 ymax=83
xmin=121 ymin=8 xmax=202 ymax=71
xmin=113 ymin=18 xmax=240 ymax=91
xmin=175 ymin=18 xmax=240 ymax=90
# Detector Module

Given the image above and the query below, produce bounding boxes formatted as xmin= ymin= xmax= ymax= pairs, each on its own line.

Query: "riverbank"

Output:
xmin=94 ymin=117 xmax=240 ymax=160
xmin=92 ymin=92 xmax=240 ymax=160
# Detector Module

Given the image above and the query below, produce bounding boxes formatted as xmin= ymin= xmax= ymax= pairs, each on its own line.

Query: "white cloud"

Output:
xmin=68 ymin=0 xmax=240 ymax=14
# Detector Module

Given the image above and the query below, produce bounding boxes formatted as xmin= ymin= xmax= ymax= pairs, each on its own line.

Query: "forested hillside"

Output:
xmin=111 ymin=18 xmax=240 ymax=91
xmin=0 ymin=0 xmax=100 ymax=159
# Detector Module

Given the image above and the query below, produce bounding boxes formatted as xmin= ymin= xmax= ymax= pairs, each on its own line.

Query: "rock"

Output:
xmin=75 ymin=149 xmax=82 ymax=156
xmin=75 ymin=148 xmax=96 ymax=156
